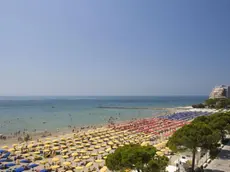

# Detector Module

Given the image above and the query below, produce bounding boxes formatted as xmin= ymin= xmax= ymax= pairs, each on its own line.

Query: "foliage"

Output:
xmin=106 ymin=144 xmax=169 ymax=172
xmin=204 ymin=98 xmax=230 ymax=109
xmin=167 ymin=122 xmax=219 ymax=172
xmin=192 ymin=104 xmax=205 ymax=108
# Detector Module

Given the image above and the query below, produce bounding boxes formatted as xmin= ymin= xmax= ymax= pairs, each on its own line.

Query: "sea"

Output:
xmin=0 ymin=96 xmax=207 ymax=135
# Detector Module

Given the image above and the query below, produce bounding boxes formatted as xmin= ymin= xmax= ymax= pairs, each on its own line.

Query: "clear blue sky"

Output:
xmin=0 ymin=0 xmax=229 ymax=96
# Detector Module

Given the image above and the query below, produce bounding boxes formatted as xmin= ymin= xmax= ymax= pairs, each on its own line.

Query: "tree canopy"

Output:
xmin=105 ymin=144 xmax=169 ymax=172
xmin=167 ymin=122 xmax=220 ymax=172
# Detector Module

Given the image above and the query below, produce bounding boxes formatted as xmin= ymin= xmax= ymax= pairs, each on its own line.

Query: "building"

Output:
xmin=209 ymin=85 xmax=230 ymax=99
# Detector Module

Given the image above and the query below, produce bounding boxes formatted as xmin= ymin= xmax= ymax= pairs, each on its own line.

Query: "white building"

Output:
xmin=209 ymin=85 xmax=230 ymax=99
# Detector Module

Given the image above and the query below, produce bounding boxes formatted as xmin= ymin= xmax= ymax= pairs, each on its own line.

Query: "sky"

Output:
xmin=0 ymin=0 xmax=229 ymax=96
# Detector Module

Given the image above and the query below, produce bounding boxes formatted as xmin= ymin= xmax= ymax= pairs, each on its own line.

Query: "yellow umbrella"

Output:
xmin=101 ymin=144 xmax=107 ymax=147
xmin=85 ymin=143 xmax=91 ymax=147
xmin=86 ymin=162 xmax=93 ymax=168
xmin=92 ymin=142 xmax=97 ymax=145
xmin=45 ymin=141 xmax=52 ymax=144
xmin=74 ymin=158 xmax=81 ymax=162
xmin=108 ymin=141 xmax=113 ymax=145
xmin=100 ymin=166 xmax=108 ymax=172
xmin=2 ymin=146 xmax=8 ymax=149
xmin=51 ymin=165 xmax=59 ymax=170
xmin=80 ymin=150 xmax=86 ymax=153
xmin=61 ymin=145 xmax=67 ymax=149
xmin=61 ymin=138 xmax=66 ymax=141
xmin=52 ymin=157 xmax=60 ymax=162
xmin=156 ymin=151 xmax=164 ymax=156
xmin=24 ymin=153 xmax=30 ymax=157
xmin=34 ymin=151 xmax=40 ymax=155
xmin=75 ymin=141 xmax=82 ymax=145
xmin=61 ymin=149 xmax=68 ymax=153
xmin=88 ymin=148 xmax=94 ymax=151
xmin=82 ymin=155 xmax=90 ymax=159
xmin=63 ymin=161 xmax=71 ymax=166
xmin=28 ymin=144 xmax=34 ymax=148
xmin=70 ymin=147 xmax=76 ymax=151
xmin=103 ymin=156 xmax=107 ymax=159
xmin=91 ymin=152 xmax=97 ymax=156
xmin=76 ymin=166 xmax=84 ymax=170
xmin=95 ymin=159 xmax=103 ymax=163
xmin=8 ymin=148 xmax=15 ymax=152
xmin=72 ymin=152 xmax=78 ymax=156
xmin=52 ymin=139 xmax=59 ymax=143
xmin=62 ymin=155 xmax=69 ymax=159
xmin=43 ymin=149 xmax=50 ymax=153
xmin=105 ymin=148 xmax=111 ymax=152
xmin=52 ymin=146 xmax=60 ymax=151
xmin=95 ymin=145 xmax=100 ymax=149
xmin=99 ymin=151 xmax=105 ymax=154
xmin=40 ymin=160 xmax=48 ymax=165
xmin=12 ymin=144 xmax=18 ymax=147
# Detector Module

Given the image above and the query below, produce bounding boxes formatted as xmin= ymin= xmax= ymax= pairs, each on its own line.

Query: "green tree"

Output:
xmin=167 ymin=122 xmax=219 ymax=172
xmin=105 ymin=144 xmax=168 ymax=172
xmin=204 ymin=99 xmax=217 ymax=108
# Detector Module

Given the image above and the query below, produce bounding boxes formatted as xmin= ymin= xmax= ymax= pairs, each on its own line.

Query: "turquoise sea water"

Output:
xmin=0 ymin=96 xmax=207 ymax=134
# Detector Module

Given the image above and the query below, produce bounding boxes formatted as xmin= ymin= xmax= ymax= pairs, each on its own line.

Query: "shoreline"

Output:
xmin=0 ymin=106 xmax=193 ymax=147
xmin=0 ymin=110 xmax=173 ymax=148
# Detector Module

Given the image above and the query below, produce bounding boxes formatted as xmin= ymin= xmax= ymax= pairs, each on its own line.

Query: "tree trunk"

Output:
xmin=191 ymin=149 xmax=196 ymax=172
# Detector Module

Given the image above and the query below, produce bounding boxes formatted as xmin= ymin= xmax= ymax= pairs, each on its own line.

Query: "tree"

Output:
xmin=204 ymin=99 xmax=217 ymax=108
xmin=167 ymin=122 xmax=219 ymax=172
xmin=105 ymin=144 xmax=168 ymax=172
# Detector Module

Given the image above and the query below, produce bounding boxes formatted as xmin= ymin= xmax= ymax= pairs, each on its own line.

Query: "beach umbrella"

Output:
xmin=8 ymin=148 xmax=15 ymax=152
xmin=95 ymin=145 xmax=100 ymax=149
xmin=40 ymin=170 xmax=49 ymax=172
xmin=103 ymin=156 xmax=107 ymax=160
xmin=61 ymin=138 xmax=66 ymax=141
xmin=74 ymin=158 xmax=80 ymax=162
xmin=70 ymin=147 xmax=76 ymax=151
xmin=39 ymin=160 xmax=48 ymax=165
xmin=52 ymin=157 xmax=60 ymax=162
xmin=51 ymin=165 xmax=60 ymax=170
xmin=20 ymin=159 xmax=31 ymax=163
xmin=95 ymin=159 xmax=103 ymax=163
xmin=91 ymin=153 xmax=97 ymax=156
xmin=28 ymin=163 xmax=39 ymax=168
xmin=2 ymin=152 xmax=11 ymax=158
xmin=23 ymin=153 xmax=30 ymax=157
xmin=101 ymin=144 xmax=106 ymax=147
xmin=52 ymin=139 xmax=59 ymax=143
xmin=100 ymin=166 xmax=108 ymax=172
xmin=105 ymin=148 xmax=111 ymax=153
xmin=99 ymin=151 xmax=104 ymax=154
xmin=33 ymin=151 xmax=40 ymax=155
xmin=63 ymin=161 xmax=71 ymax=166
xmin=62 ymin=155 xmax=69 ymax=159
xmin=2 ymin=146 xmax=8 ymax=149
xmin=0 ymin=149 xmax=6 ymax=153
xmin=14 ymin=167 xmax=25 ymax=172
xmin=86 ymin=162 xmax=93 ymax=168
xmin=80 ymin=150 xmax=86 ymax=153
xmin=61 ymin=149 xmax=68 ymax=153
xmin=43 ymin=149 xmax=50 ymax=153
xmin=156 ymin=151 xmax=164 ymax=156
xmin=76 ymin=166 xmax=84 ymax=170
xmin=88 ymin=147 xmax=94 ymax=151
xmin=6 ymin=162 xmax=16 ymax=167
xmin=52 ymin=146 xmax=60 ymax=151
xmin=82 ymin=155 xmax=90 ymax=159
xmin=72 ymin=152 xmax=78 ymax=156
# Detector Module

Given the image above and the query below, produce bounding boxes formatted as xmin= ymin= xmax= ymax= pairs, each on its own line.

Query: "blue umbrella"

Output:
xmin=0 ymin=158 xmax=7 ymax=162
xmin=0 ymin=149 xmax=6 ymax=153
xmin=14 ymin=167 xmax=25 ymax=172
xmin=40 ymin=170 xmax=49 ymax=172
xmin=28 ymin=163 xmax=38 ymax=168
xmin=6 ymin=163 xmax=16 ymax=167
xmin=20 ymin=159 xmax=31 ymax=163
xmin=2 ymin=152 xmax=10 ymax=159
